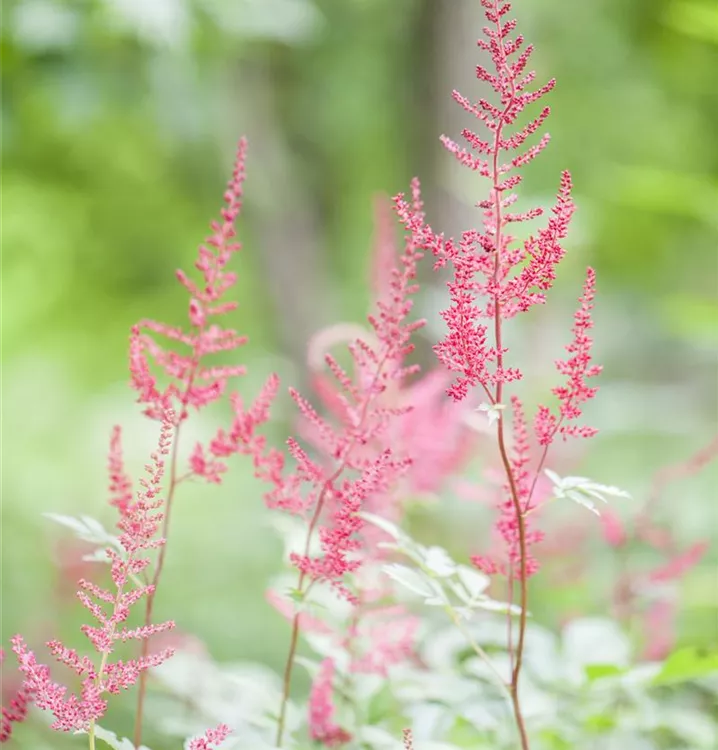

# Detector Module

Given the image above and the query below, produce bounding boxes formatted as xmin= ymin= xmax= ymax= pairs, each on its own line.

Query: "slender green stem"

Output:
xmin=445 ymin=605 xmax=513 ymax=707
xmin=274 ymin=469 xmax=342 ymax=747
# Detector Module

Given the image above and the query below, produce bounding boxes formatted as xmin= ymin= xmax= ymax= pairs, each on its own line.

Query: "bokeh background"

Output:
xmin=2 ymin=0 xmax=717 ymax=747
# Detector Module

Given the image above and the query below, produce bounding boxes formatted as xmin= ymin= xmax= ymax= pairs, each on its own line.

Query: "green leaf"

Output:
xmin=44 ymin=512 xmax=121 ymax=548
xmin=286 ymin=587 xmax=305 ymax=603
xmin=583 ymin=713 xmax=616 ymax=733
xmin=360 ymin=512 xmax=404 ymax=540
xmin=653 ymin=647 xmax=718 ymax=686
xmin=75 ymin=726 xmax=152 ymax=750
xmin=663 ymin=0 xmax=718 ymax=45
xmin=545 ymin=470 xmax=631 ymax=516
xmin=383 ymin=563 xmax=438 ymax=598
xmin=423 ymin=546 xmax=457 ymax=577
xmin=366 ymin=681 xmax=401 ymax=724
xmin=584 ymin=663 xmax=626 ymax=682
xmin=455 ymin=565 xmax=490 ymax=600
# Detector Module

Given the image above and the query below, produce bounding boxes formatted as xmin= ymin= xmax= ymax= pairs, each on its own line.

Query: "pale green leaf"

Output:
xmin=383 ymin=563 xmax=438 ymax=599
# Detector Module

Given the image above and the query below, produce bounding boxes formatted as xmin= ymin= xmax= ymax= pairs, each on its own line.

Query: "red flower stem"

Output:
xmin=489 ymin=12 xmax=529 ymax=740
xmin=493 ymin=301 xmax=529 ymax=748
xmin=495 ymin=402 xmax=530 ymax=750
xmin=506 ymin=564 xmax=515 ymax=674
xmin=493 ymin=291 xmax=529 ymax=749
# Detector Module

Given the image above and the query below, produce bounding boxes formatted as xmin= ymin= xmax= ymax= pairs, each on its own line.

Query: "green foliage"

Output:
xmin=654 ymin=647 xmax=718 ymax=686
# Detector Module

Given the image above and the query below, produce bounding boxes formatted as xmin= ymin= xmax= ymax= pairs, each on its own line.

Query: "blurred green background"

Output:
xmin=2 ymin=0 xmax=717 ymax=746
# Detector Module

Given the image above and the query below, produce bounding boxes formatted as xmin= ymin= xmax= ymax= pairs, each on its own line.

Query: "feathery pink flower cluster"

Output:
xmin=472 ymin=395 xmax=544 ymax=577
xmin=108 ymin=425 xmax=134 ymax=517
xmin=261 ymin=182 xmax=426 ymax=602
xmin=345 ymin=606 xmax=419 ymax=676
xmin=307 ymin=659 xmax=352 ymax=747
xmin=396 ymin=0 xmax=601 ymax=583
xmin=186 ymin=723 xmax=232 ymax=750
xmin=285 ymin=203 xmax=461 ymax=721
xmin=4 ymin=140 xmax=276 ymax=748
xmin=395 ymin=4 xmax=585 ymax=402
xmin=307 ymin=197 xmax=472 ymax=506
xmin=10 ymin=417 xmax=176 ymax=733
xmin=1 ymin=649 xmax=35 ymax=743
xmin=129 ymin=138 xmax=269 ymax=485
xmin=534 ymin=267 xmax=601 ymax=444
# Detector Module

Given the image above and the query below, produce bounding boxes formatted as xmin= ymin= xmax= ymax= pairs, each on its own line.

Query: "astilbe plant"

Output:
xmin=395 ymin=0 xmax=601 ymax=746
xmin=283 ymin=194 xmax=473 ymax=743
xmin=126 ymin=137 xmax=278 ymax=747
xmin=256 ymin=180 xmax=426 ymax=746
xmin=10 ymin=415 xmax=176 ymax=748
xmin=4 ymin=140 xmax=266 ymax=750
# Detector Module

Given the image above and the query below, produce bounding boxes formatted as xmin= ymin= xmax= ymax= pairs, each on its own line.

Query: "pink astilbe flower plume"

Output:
xmin=308 ymin=195 xmax=475 ymax=504
xmin=345 ymin=606 xmax=420 ymax=676
xmin=126 ymin=139 xmax=279 ymax=746
xmin=187 ymin=723 xmax=232 ymax=750
xmin=266 ymin=180 xmax=425 ymax=600
xmin=107 ymin=426 xmax=133 ymax=517
xmin=534 ymin=267 xmax=601 ymax=446
xmin=272 ymin=198 xmax=462 ymax=731
xmin=395 ymin=3 xmax=601 ymax=747
xmin=1 ymin=649 xmax=35 ymax=743
xmin=271 ymin=181 xmax=426 ymax=747
xmin=10 ymin=416 xmax=176 ymax=734
xmin=396 ymin=1 xmax=602 ymax=573
xmin=308 ymin=659 xmax=352 ymax=747
xmin=129 ymin=138 xmax=268 ymax=486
